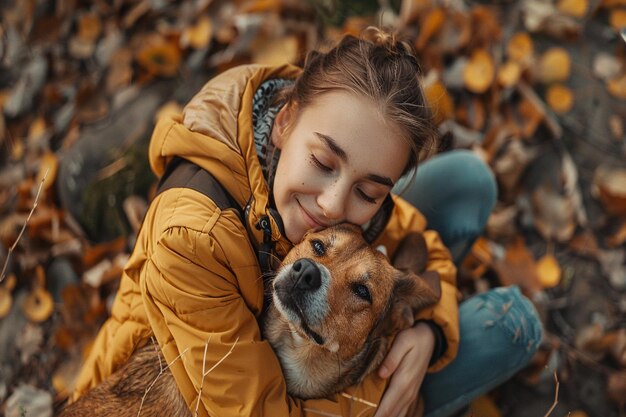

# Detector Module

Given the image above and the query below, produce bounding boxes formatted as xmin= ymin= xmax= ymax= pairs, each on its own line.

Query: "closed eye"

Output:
xmin=352 ymin=283 xmax=372 ymax=303
xmin=310 ymin=154 xmax=332 ymax=173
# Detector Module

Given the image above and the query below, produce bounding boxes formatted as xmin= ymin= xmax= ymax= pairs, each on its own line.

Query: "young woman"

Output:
xmin=68 ymin=28 xmax=543 ymax=417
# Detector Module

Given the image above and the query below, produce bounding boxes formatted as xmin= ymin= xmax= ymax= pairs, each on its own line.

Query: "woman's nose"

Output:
xmin=317 ymin=182 xmax=347 ymax=220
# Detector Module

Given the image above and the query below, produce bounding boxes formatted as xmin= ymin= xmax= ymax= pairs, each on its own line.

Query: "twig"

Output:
xmin=194 ymin=337 xmax=239 ymax=417
xmin=340 ymin=392 xmax=377 ymax=408
xmin=302 ymin=409 xmax=342 ymax=417
xmin=137 ymin=347 xmax=190 ymax=417
xmin=0 ymin=169 xmax=48 ymax=284
xmin=543 ymin=371 xmax=560 ymax=417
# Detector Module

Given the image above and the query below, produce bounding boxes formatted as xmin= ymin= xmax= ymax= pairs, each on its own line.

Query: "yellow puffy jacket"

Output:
xmin=71 ymin=64 xmax=459 ymax=416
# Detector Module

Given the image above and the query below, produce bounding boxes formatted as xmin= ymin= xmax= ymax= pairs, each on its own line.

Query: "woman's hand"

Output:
xmin=374 ymin=322 xmax=435 ymax=417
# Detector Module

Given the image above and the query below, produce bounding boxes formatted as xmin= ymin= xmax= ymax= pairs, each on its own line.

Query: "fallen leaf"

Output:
xmin=251 ymin=35 xmax=300 ymax=65
xmin=498 ymin=60 xmax=522 ymax=88
xmin=464 ymin=49 xmax=495 ymax=94
xmin=537 ymin=251 xmax=562 ymax=288
xmin=424 ymin=80 xmax=454 ymax=124
xmin=4 ymin=384 xmax=53 ymax=417
xmin=22 ymin=265 xmax=54 ymax=323
xmin=181 ymin=16 xmax=213 ymax=49
xmin=492 ymin=236 xmax=543 ymax=296
xmin=557 ymin=0 xmax=588 ymax=17
xmin=136 ymin=41 xmax=182 ymax=78
xmin=531 ymin=182 xmax=577 ymax=242
xmin=609 ymin=8 xmax=626 ymax=31
xmin=568 ymin=230 xmax=600 ymax=259
xmin=574 ymin=322 xmax=606 ymax=360
xmin=0 ymin=273 xmax=16 ymax=318
xmin=463 ymin=395 xmax=502 ymax=417
xmin=609 ymin=114 xmax=624 ymax=140
xmin=82 ymin=236 xmax=127 ymax=269
xmin=415 ymin=7 xmax=445 ymax=51
xmin=598 ymin=249 xmax=626 ymax=290
xmin=538 ymin=47 xmax=571 ymax=83
xmin=607 ymin=73 xmax=626 ymax=99
xmin=593 ymin=52 xmax=623 ymax=80
xmin=77 ymin=13 xmax=102 ymax=42
xmin=606 ymin=217 xmax=626 ymax=247
xmin=507 ymin=31 xmax=534 ymax=66
xmin=36 ymin=151 xmax=58 ymax=191
xmin=607 ymin=370 xmax=626 ymax=407
xmin=592 ymin=165 xmax=626 ymax=216
xmin=486 ymin=204 xmax=519 ymax=241
xmin=399 ymin=0 xmax=433 ymax=26
xmin=546 ymin=84 xmax=574 ymax=114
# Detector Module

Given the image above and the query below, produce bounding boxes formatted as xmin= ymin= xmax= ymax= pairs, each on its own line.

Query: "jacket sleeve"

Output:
xmin=141 ymin=213 xmax=386 ymax=417
xmin=379 ymin=196 xmax=459 ymax=372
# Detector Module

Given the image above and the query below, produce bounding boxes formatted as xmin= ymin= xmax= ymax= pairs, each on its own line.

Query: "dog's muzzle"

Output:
xmin=292 ymin=258 xmax=321 ymax=291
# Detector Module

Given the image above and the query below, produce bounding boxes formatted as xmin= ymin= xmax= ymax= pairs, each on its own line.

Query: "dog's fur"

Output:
xmin=58 ymin=224 xmax=440 ymax=417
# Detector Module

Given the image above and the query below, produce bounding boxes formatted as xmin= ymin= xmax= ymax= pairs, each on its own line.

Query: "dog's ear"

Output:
xmin=386 ymin=271 xmax=441 ymax=335
xmin=391 ymin=232 xmax=429 ymax=274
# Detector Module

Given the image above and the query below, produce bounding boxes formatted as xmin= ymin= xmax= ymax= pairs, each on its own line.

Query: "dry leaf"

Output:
xmin=0 ymin=273 xmax=16 ymax=318
xmin=251 ymin=35 xmax=299 ymax=65
xmin=531 ymin=182 xmax=577 ymax=242
xmin=462 ymin=395 xmax=502 ymax=417
xmin=492 ymin=139 xmax=538 ymax=201
xmin=424 ymin=80 xmax=454 ymax=124
xmin=399 ymin=0 xmax=433 ymax=26
xmin=464 ymin=49 xmax=495 ymax=94
xmin=538 ymin=47 xmax=571 ymax=83
xmin=606 ymin=218 xmax=626 ymax=247
xmin=609 ymin=114 xmax=624 ymax=139
xmin=574 ymin=322 xmax=606 ymax=360
xmin=77 ymin=13 xmax=102 ymax=42
xmin=557 ymin=0 xmax=588 ymax=17
xmin=517 ymin=95 xmax=545 ymax=138
xmin=546 ymin=84 xmax=574 ymax=114
xmin=607 ymin=371 xmax=626 ymax=407
xmin=568 ymin=411 xmax=589 ymax=417
xmin=609 ymin=8 xmax=626 ymax=30
xmin=568 ymin=230 xmax=600 ymax=259
xmin=598 ymin=249 xmax=626 ymax=290
xmin=537 ymin=252 xmax=562 ymax=288
xmin=181 ymin=16 xmax=213 ymax=49
xmin=415 ymin=7 xmax=445 ymax=51
xmin=22 ymin=265 xmax=54 ymax=323
xmin=497 ymin=60 xmax=522 ymax=88
xmin=593 ymin=52 xmax=623 ymax=80
xmin=507 ymin=32 xmax=534 ymax=66
xmin=5 ymin=384 xmax=53 ymax=417
xmin=136 ymin=41 xmax=182 ymax=78
xmin=36 ymin=151 xmax=58 ymax=191
xmin=592 ymin=166 xmax=626 ymax=216
xmin=492 ymin=236 xmax=543 ymax=296
xmin=470 ymin=6 xmax=503 ymax=48
xmin=607 ymin=73 xmax=626 ymax=99
xmin=486 ymin=204 xmax=519 ymax=241
xmin=82 ymin=236 xmax=127 ymax=269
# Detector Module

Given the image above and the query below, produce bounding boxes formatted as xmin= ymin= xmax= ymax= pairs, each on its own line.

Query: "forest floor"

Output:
xmin=1 ymin=1 xmax=626 ymax=416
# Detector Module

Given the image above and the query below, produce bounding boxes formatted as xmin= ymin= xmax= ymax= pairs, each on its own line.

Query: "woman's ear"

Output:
xmin=271 ymin=102 xmax=296 ymax=149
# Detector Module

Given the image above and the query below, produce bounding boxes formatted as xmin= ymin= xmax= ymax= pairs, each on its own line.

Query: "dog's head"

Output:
xmin=267 ymin=223 xmax=441 ymax=396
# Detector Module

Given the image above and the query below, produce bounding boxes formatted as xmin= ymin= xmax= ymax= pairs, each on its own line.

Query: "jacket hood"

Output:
xmin=149 ymin=64 xmax=301 ymax=257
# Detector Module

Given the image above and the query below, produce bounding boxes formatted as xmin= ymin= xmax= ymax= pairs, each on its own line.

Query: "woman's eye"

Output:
xmin=357 ymin=189 xmax=377 ymax=204
xmin=311 ymin=239 xmax=325 ymax=256
xmin=353 ymin=283 xmax=372 ymax=303
xmin=310 ymin=154 xmax=332 ymax=173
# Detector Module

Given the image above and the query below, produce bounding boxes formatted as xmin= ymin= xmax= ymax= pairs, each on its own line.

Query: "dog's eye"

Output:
xmin=353 ymin=284 xmax=372 ymax=303
xmin=311 ymin=239 xmax=325 ymax=256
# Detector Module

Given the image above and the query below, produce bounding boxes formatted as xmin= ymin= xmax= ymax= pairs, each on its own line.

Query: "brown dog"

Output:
xmin=58 ymin=224 xmax=440 ymax=417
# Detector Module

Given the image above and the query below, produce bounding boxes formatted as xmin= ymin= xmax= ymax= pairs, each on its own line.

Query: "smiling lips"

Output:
xmin=297 ymin=199 xmax=329 ymax=229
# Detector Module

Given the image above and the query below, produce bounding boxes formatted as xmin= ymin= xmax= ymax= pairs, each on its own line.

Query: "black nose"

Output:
xmin=292 ymin=258 xmax=321 ymax=291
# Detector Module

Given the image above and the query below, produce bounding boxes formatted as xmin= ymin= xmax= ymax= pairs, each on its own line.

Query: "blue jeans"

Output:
xmin=393 ymin=150 xmax=544 ymax=417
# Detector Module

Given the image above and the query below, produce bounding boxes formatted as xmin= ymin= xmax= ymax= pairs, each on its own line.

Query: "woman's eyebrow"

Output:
xmin=314 ymin=132 xmax=347 ymax=161
xmin=314 ymin=131 xmax=394 ymax=187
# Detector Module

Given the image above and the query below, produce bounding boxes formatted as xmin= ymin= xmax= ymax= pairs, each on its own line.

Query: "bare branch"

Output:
xmin=137 ymin=347 xmax=189 ymax=417
xmin=0 ymin=169 xmax=48 ymax=284
xmin=194 ymin=337 xmax=239 ymax=417
xmin=543 ymin=371 xmax=560 ymax=417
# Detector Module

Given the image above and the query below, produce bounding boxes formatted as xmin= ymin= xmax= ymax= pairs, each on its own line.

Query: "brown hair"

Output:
xmin=281 ymin=27 xmax=439 ymax=176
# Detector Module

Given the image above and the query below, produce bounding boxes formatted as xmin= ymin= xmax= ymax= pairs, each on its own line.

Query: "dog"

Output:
xmin=58 ymin=223 xmax=441 ymax=417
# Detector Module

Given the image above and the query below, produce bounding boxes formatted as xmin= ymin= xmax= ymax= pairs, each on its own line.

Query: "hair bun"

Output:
xmin=361 ymin=26 xmax=420 ymax=68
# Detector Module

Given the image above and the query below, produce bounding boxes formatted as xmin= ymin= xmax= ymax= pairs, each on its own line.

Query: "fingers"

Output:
xmin=378 ymin=331 xmax=413 ymax=379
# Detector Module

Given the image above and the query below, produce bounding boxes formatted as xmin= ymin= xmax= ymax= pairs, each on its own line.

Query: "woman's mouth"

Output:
xmin=297 ymin=199 xmax=327 ymax=229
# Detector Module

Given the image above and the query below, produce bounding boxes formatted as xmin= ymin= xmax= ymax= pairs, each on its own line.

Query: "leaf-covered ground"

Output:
xmin=1 ymin=0 xmax=625 ymax=416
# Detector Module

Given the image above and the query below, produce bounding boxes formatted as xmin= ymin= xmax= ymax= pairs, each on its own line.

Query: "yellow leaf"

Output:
xmin=424 ymin=81 xmax=454 ymax=124
xmin=546 ymin=84 xmax=574 ymax=114
xmin=464 ymin=49 xmax=495 ymax=94
xmin=557 ymin=0 xmax=589 ymax=17
xmin=537 ymin=253 xmax=562 ymax=288
xmin=181 ymin=16 xmax=213 ymax=49
xmin=37 ymin=151 xmax=59 ymax=191
xmin=507 ymin=32 xmax=534 ymax=65
xmin=251 ymin=36 xmax=300 ymax=66
xmin=539 ymin=48 xmax=571 ymax=84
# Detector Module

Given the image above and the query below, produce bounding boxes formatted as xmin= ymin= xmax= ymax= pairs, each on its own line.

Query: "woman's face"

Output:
xmin=271 ymin=91 xmax=410 ymax=243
